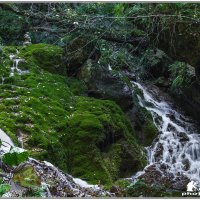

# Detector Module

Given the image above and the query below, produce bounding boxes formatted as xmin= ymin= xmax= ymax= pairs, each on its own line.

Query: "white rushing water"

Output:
xmin=9 ymin=52 xmax=29 ymax=77
xmin=0 ymin=129 xmax=14 ymax=153
xmin=133 ymin=81 xmax=200 ymax=184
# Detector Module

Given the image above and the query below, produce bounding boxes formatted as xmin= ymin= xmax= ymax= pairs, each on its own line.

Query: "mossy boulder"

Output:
xmin=19 ymin=44 xmax=65 ymax=75
xmin=126 ymin=88 xmax=158 ymax=146
xmin=61 ymin=97 xmax=146 ymax=184
xmin=0 ymin=45 xmax=146 ymax=186
xmin=0 ymin=45 xmax=85 ymax=170
xmin=125 ymin=179 xmax=180 ymax=197
xmin=79 ymin=63 xmax=134 ymax=112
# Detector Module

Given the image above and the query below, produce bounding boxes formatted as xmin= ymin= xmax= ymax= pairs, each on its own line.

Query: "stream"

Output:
xmin=132 ymin=81 xmax=200 ymax=188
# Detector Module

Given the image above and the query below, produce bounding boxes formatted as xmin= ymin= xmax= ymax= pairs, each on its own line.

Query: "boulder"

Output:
xmin=169 ymin=63 xmax=200 ymax=123
xmin=126 ymin=105 xmax=158 ymax=146
xmin=61 ymin=97 xmax=146 ymax=184
xmin=65 ymin=37 xmax=100 ymax=76
xmin=170 ymin=81 xmax=200 ymax=123
xmin=78 ymin=61 xmax=134 ymax=112
xmin=140 ymin=48 xmax=173 ymax=80
xmin=138 ymin=163 xmax=189 ymax=191
xmin=20 ymin=44 xmax=65 ymax=75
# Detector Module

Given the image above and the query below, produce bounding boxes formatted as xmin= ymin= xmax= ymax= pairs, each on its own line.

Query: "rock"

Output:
xmin=168 ymin=63 xmax=200 ymax=123
xmin=110 ymin=185 xmax=122 ymax=197
xmin=177 ymin=132 xmax=189 ymax=143
xmin=20 ymin=44 xmax=65 ymax=75
xmin=27 ymin=158 xmax=112 ymax=197
xmin=65 ymin=37 xmax=100 ymax=76
xmin=123 ymin=70 xmax=136 ymax=81
xmin=153 ymin=143 xmax=164 ymax=161
xmin=139 ymin=164 xmax=171 ymax=187
xmin=140 ymin=48 xmax=173 ymax=80
xmin=23 ymin=32 xmax=32 ymax=47
xmin=77 ymin=59 xmax=92 ymax=83
xmin=171 ymin=175 xmax=189 ymax=191
xmin=138 ymin=163 xmax=189 ymax=191
xmin=126 ymin=105 xmax=158 ymax=146
xmin=13 ymin=163 xmax=41 ymax=188
xmin=3 ymin=158 xmax=113 ymax=198
xmin=80 ymin=63 xmax=134 ymax=111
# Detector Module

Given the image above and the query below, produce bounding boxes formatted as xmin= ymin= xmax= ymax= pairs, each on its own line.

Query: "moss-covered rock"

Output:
xmin=125 ymin=179 xmax=181 ymax=197
xmin=19 ymin=44 xmax=65 ymax=75
xmin=13 ymin=164 xmax=41 ymax=188
xmin=79 ymin=62 xmax=134 ymax=112
xmin=126 ymin=88 xmax=158 ymax=146
xmin=61 ymin=97 xmax=146 ymax=184
xmin=0 ymin=44 xmax=146 ymax=185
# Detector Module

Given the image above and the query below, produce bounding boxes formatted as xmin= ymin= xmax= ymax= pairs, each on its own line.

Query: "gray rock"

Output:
xmin=141 ymin=48 xmax=173 ymax=79
xmin=86 ymin=65 xmax=134 ymax=111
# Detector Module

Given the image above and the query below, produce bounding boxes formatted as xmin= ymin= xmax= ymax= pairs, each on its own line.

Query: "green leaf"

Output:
xmin=0 ymin=184 xmax=11 ymax=196
xmin=2 ymin=147 xmax=29 ymax=167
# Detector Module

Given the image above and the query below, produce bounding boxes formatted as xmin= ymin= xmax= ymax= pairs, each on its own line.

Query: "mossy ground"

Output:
xmin=0 ymin=44 xmax=146 ymax=185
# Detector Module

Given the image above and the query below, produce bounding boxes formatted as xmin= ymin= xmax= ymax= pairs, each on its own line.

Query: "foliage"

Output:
xmin=125 ymin=179 xmax=174 ymax=197
xmin=23 ymin=187 xmax=44 ymax=197
xmin=0 ymin=183 xmax=11 ymax=197
xmin=2 ymin=147 xmax=29 ymax=166
xmin=0 ymin=10 xmax=26 ymax=44
xmin=75 ymin=3 xmax=126 ymax=16
xmin=97 ymin=40 xmax=139 ymax=71
xmin=169 ymin=61 xmax=195 ymax=89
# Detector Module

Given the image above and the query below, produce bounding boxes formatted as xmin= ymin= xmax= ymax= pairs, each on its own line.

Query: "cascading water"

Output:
xmin=132 ymin=81 xmax=200 ymax=186
xmin=9 ymin=56 xmax=29 ymax=77
xmin=0 ymin=129 xmax=14 ymax=153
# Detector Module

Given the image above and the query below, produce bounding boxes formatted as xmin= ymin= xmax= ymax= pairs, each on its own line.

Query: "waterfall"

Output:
xmin=132 ymin=81 xmax=200 ymax=185
xmin=9 ymin=52 xmax=29 ymax=77
xmin=0 ymin=129 xmax=14 ymax=153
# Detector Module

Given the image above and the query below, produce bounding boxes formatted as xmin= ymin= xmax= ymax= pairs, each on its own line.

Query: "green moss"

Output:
xmin=19 ymin=44 xmax=65 ymax=75
xmin=13 ymin=165 xmax=41 ymax=188
xmin=2 ymin=148 xmax=29 ymax=167
xmin=143 ymin=122 xmax=158 ymax=146
xmin=62 ymin=97 xmax=146 ymax=184
xmin=134 ymin=106 xmax=158 ymax=146
xmin=0 ymin=45 xmax=79 ymax=170
xmin=0 ymin=44 xmax=146 ymax=186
